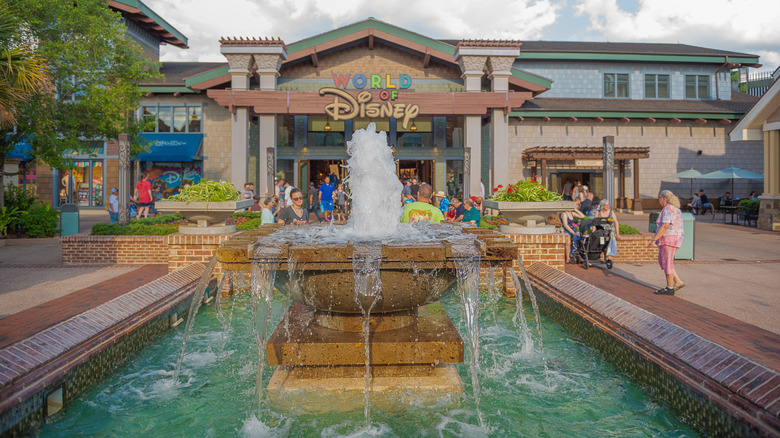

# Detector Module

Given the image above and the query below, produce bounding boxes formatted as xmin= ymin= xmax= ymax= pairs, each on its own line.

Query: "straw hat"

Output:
xmin=436 ymin=191 xmax=446 ymax=198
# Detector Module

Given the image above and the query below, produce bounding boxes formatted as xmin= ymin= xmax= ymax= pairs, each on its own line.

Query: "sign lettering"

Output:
xmin=320 ymin=88 xmax=419 ymax=129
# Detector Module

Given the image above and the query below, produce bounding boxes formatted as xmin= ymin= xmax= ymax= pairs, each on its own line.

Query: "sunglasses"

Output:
xmin=291 ymin=196 xmax=303 ymax=201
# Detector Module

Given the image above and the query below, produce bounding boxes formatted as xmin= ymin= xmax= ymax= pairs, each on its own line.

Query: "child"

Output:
xmin=334 ymin=184 xmax=349 ymax=222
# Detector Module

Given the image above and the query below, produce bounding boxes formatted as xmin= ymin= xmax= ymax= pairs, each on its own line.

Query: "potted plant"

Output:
xmin=482 ymin=180 xmax=575 ymax=234
xmin=155 ymin=181 xmax=253 ymax=235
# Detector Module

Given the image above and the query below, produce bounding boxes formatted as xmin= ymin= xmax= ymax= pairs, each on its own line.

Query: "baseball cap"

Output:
xmin=111 ymin=188 xmax=118 ymax=193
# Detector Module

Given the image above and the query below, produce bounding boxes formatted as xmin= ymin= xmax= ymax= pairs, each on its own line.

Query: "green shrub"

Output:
xmin=0 ymin=206 xmax=26 ymax=237
xmin=738 ymin=199 xmax=760 ymax=212
xmin=3 ymin=183 xmax=38 ymax=211
xmin=619 ymin=224 xmax=640 ymax=235
xmin=133 ymin=213 xmax=184 ymax=225
xmin=236 ymin=218 xmax=264 ymax=230
xmin=23 ymin=203 xmax=60 ymax=237
xmin=91 ymin=221 xmax=181 ymax=235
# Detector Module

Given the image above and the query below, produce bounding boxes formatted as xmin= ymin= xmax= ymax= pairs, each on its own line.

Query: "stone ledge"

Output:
xmin=526 ymin=262 xmax=779 ymax=436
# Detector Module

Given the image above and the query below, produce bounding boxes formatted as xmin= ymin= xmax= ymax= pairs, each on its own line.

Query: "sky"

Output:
xmin=148 ymin=0 xmax=780 ymax=74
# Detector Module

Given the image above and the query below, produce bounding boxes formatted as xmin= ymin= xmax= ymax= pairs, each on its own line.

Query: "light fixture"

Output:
xmin=324 ymin=121 xmax=332 ymax=131
xmin=410 ymin=121 xmax=417 ymax=131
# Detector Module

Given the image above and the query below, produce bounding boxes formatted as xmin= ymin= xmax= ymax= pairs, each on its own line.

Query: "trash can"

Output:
xmin=60 ymin=203 xmax=79 ymax=236
xmin=648 ymin=212 xmax=659 ymax=233
xmin=675 ymin=212 xmax=695 ymax=260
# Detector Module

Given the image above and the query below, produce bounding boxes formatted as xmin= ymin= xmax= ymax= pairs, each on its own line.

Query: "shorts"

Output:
xmin=138 ymin=202 xmax=151 ymax=207
xmin=335 ymin=204 xmax=345 ymax=213
xmin=321 ymin=200 xmax=334 ymax=212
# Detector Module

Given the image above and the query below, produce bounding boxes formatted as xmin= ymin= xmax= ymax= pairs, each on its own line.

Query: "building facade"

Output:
xmin=134 ymin=19 xmax=763 ymax=211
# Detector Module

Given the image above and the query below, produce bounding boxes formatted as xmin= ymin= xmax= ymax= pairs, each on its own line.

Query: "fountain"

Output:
xmin=215 ymin=125 xmax=518 ymax=407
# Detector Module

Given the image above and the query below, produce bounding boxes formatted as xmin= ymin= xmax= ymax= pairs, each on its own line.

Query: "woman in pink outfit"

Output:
xmin=649 ymin=190 xmax=685 ymax=295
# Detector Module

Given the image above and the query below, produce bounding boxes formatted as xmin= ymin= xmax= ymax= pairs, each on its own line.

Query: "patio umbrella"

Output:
xmin=664 ymin=168 xmax=703 ymax=197
xmin=696 ymin=167 xmax=764 ymax=197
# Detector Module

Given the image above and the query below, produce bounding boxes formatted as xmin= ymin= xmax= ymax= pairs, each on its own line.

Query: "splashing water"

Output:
xmin=250 ymin=261 xmax=276 ymax=412
xmin=173 ymin=256 xmax=219 ymax=383
xmin=511 ymin=259 xmax=551 ymax=384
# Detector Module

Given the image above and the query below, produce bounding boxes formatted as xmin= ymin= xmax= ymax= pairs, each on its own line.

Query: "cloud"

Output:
xmin=154 ymin=0 xmax=562 ymax=62
xmin=574 ymin=0 xmax=780 ymax=71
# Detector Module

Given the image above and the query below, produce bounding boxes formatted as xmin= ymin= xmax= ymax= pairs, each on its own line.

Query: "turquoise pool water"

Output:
xmin=38 ymin=291 xmax=697 ymax=437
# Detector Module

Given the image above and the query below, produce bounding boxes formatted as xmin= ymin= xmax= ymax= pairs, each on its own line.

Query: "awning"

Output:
xmin=7 ymin=137 xmax=32 ymax=160
xmin=135 ymin=133 xmax=203 ymax=162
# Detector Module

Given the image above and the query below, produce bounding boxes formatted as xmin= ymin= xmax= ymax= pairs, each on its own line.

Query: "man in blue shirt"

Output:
xmin=319 ymin=176 xmax=335 ymax=222
xmin=461 ymin=199 xmax=481 ymax=225
xmin=447 ymin=198 xmax=466 ymax=223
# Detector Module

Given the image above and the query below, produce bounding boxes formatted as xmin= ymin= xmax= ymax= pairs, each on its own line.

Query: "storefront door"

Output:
xmin=59 ymin=161 xmax=104 ymax=207
xmin=398 ymin=160 xmax=434 ymax=186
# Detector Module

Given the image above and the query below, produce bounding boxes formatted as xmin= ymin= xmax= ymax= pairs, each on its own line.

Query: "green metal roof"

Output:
xmin=509 ymin=110 xmax=742 ymax=119
xmin=517 ymin=52 xmax=759 ymax=65
xmin=113 ymin=0 xmax=188 ymax=48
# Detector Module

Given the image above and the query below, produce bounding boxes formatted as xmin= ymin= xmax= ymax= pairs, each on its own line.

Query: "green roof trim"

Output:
xmin=516 ymin=52 xmax=760 ymax=65
xmin=114 ymin=0 xmax=188 ymax=46
xmin=185 ymin=65 xmax=230 ymax=88
xmin=287 ymin=19 xmax=455 ymax=56
xmin=512 ymin=69 xmax=552 ymax=89
xmin=141 ymin=86 xmax=196 ymax=94
xmin=510 ymin=111 xmax=743 ymax=119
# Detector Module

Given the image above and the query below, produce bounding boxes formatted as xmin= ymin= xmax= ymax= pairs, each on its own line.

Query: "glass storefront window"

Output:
xmin=308 ymin=116 xmax=344 ymax=147
xmin=446 ymin=116 xmax=464 ymax=148
xmin=397 ymin=117 xmax=432 ymax=147
xmin=188 ymin=107 xmax=202 ymax=132
xmin=141 ymin=161 xmax=203 ymax=198
xmin=58 ymin=160 xmax=104 ymax=207
xmin=276 ymin=159 xmax=295 ymax=183
xmin=173 ymin=107 xmax=187 ymax=132
xmin=277 ymin=115 xmax=294 ymax=148
xmin=18 ymin=163 xmax=37 ymax=197
xmin=446 ymin=160 xmax=464 ymax=199
xmin=157 ymin=106 xmax=172 ymax=132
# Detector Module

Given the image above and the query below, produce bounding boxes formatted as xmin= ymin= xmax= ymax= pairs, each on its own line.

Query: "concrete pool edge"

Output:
xmin=0 ymin=264 xmax=209 ymax=436
xmin=526 ymin=261 xmax=780 ymax=437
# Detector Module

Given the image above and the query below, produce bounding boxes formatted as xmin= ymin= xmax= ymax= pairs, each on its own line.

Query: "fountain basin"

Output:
xmin=216 ymin=223 xmax=518 ymax=313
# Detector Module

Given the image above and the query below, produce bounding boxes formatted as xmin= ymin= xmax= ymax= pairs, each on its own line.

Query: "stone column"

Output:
xmin=618 ymin=160 xmax=627 ymax=209
xmin=759 ymin=129 xmax=780 ymax=230
xmin=487 ymin=54 xmax=517 ymax=188
xmin=455 ymin=52 xmax=486 ymax=199
xmin=222 ymin=53 xmax=253 ymax=192
xmin=118 ymin=134 xmax=130 ymax=225
xmin=632 ymin=158 xmax=643 ymax=212
xmin=255 ymin=52 xmax=285 ymax=197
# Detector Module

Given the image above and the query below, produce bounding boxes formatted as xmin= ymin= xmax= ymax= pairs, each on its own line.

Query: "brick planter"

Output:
xmin=62 ymin=234 xmax=167 ymax=264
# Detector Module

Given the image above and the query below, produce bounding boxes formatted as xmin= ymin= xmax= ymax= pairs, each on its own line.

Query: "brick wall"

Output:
xmin=165 ymin=233 xmax=236 ymax=275
xmin=61 ymin=233 xmax=167 ymax=264
xmin=612 ymin=234 xmax=659 ymax=262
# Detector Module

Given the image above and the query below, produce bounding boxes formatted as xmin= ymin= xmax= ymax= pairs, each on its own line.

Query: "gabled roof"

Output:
xmin=110 ymin=0 xmax=188 ymax=48
xmin=730 ymin=77 xmax=780 ymax=141
xmin=184 ymin=18 xmax=551 ymax=94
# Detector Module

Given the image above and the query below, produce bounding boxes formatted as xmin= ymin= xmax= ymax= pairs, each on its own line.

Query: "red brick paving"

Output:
xmin=0 ymin=264 xmax=169 ymax=349
xmin=565 ymin=264 xmax=780 ymax=372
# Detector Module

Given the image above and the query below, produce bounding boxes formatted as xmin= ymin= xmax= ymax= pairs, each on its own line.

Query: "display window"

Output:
xmin=58 ymin=160 xmax=104 ymax=207
xmin=141 ymin=161 xmax=203 ymax=199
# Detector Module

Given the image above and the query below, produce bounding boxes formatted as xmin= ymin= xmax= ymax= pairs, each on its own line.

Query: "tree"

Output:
xmin=0 ymin=0 xmax=159 ymax=208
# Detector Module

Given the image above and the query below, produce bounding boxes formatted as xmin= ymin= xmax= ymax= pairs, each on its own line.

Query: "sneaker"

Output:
xmin=653 ymin=287 xmax=675 ymax=295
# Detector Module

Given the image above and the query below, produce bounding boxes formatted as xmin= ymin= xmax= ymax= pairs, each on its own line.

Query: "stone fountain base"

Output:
xmin=265 ymin=302 xmax=464 ymax=397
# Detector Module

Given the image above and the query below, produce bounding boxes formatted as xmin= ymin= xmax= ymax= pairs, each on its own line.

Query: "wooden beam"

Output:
xmin=694 ymin=118 xmax=707 ymax=125
xmin=423 ymin=52 xmax=431 ymax=69
xmin=619 ymin=117 xmax=630 ymax=124
xmin=644 ymin=117 xmax=656 ymax=124
xmin=718 ymin=119 xmax=732 ymax=125
xmin=669 ymin=118 xmax=682 ymax=124
xmin=368 ymin=35 xmax=374 ymax=50
xmin=145 ymin=92 xmax=155 ymax=98
xmin=206 ymin=89 xmax=534 ymax=116
xmin=541 ymin=116 xmax=551 ymax=123
xmin=567 ymin=116 xmax=578 ymax=123
xmin=594 ymin=117 xmax=604 ymax=123
xmin=173 ymin=92 xmax=182 ymax=97
xmin=311 ymin=52 xmax=318 ymax=68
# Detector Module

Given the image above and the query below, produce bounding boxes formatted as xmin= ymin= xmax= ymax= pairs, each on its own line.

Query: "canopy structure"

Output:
xmin=665 ymin=168 xmax=703 ymax=197
xmin=697 ymin=167 xmax=764 ymax=196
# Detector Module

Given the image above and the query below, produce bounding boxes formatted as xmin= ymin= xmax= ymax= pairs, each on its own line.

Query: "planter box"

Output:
xmin=156 ymin=199 xmax=253 ymax=235
xmin=483 ymin=200 xmax=576 ymax=235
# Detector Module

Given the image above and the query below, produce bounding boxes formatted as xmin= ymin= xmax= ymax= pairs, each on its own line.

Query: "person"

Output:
xmin=284 ymin=181 xmax=294 ymax=207
xmin=401 ymin=183 xmax=444 ymax=223
xmin=277 ymin=188 xmax=308 ymax=225
xmin=461 ymin=199 xmax=481 ymax=225
xmin=410 ymin=178 xmax=420 ymax=200
xmin=470 ymin=195 xmax=483 ymax=213
xmin=561 ymin=201 xmax=586 ymax=263
xmin=580 ymin=189 xmax=593 ymax=214
xmin=749 ymin=191 xmax=758 ymax=200
xmin=319 ymin=176 xmax=335 ymax=222
xmin=334 ymin=184 xmax=349 ymax=222
xmin=720 ymin=191 xmax=732 ymax=206
xmin=108 ymin=188 xmax=119 ymax=223
xmin=687 ymin=193 xmax=702 ymax=215
xmin=241 ymin=182 xmax=254 ymax=199
xmin=261 ymin=197 xmax=276 ymax=225
xmin=249 ymin=194 xmax=263 ymax=212
xmin=308 ymin=181 xmax=323 ymax=223
xmin=436 ymin=191 xmax=450 ymax=215
xmin=562 ymin=179 xmax=573 ymax=200
xmin=697 ymin=189 xmax=711 ymax=214
xmin=329 ymin=171 xmax=339 ymax=187
xmin=133 ymin=173 xmax=152 ymax=219
xmin=402 ymin=179 xmax=412 ymax=197
xmin=649 ymin=190 xmax=685 ymax=295
xmin=594 ymin=200 xmax=620 ymax=260
xmin=572 ymin=181 xmax=582 ymax=202
xmin=447 ymin=198 xmax=465 ymax=223
xmin=445 ymin=203 xmax=457 ymax=221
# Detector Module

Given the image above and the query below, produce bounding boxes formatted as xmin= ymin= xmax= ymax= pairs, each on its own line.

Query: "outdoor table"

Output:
xmin=716 ymin=205 xmax=739 ymax=224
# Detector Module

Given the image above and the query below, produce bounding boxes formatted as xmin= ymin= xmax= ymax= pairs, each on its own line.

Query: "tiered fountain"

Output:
xmin=215 ymin=124 xmax=518 ymax=402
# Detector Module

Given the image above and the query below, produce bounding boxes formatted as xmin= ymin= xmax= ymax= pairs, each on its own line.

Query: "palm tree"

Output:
xmin=0 ymin=5 xmax=47 ymax=128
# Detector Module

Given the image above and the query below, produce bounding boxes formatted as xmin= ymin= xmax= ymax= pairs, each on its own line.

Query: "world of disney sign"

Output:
xmin=320 ymin=73 xmax=419 ymax=129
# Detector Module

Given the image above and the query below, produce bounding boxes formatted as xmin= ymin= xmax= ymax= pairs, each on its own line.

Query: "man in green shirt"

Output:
xmin=401 ymin=183 xmax=444 ymax=223
xmin=461 ymin=199 xmax=481 ymax=225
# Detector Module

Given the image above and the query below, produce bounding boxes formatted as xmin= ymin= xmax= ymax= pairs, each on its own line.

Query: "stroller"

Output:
xmin=573 ymin=217 xmax=614 ymax=270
